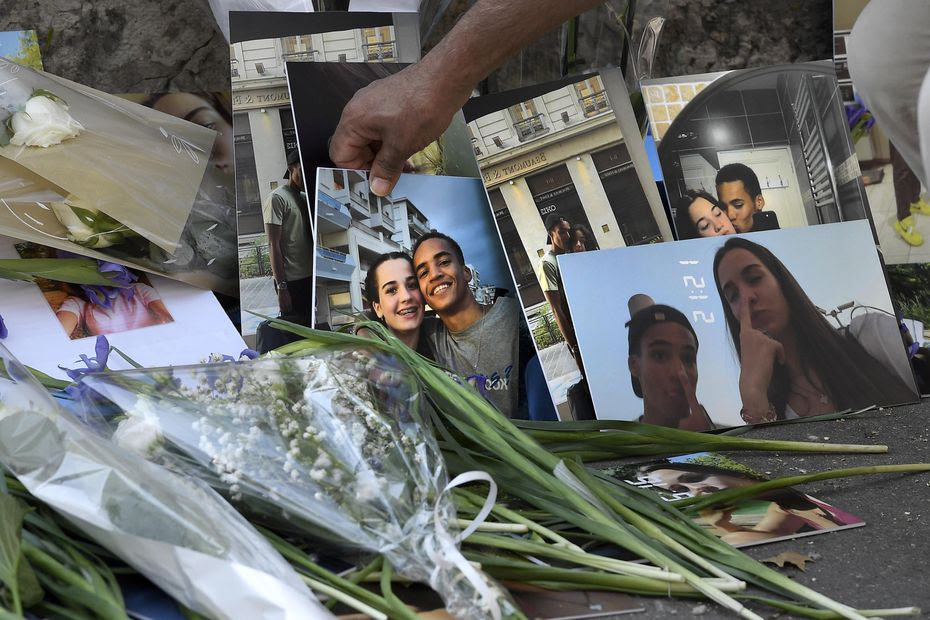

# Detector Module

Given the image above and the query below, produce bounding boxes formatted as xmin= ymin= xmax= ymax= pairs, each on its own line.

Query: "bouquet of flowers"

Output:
xmin=0 ymin=59 xmax=236 ymax=294
xmin=81 ymin=347 xmax=522 ymax=620
xmin=0 ymin=342 xmax=333 ymax=619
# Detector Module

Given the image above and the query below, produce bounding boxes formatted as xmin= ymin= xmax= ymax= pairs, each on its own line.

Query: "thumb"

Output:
xmin=369 ymin=144 xmax=406 ymax=197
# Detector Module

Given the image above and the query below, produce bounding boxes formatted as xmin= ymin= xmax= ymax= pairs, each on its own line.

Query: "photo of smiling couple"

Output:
xmin=315 ymin=170 xmax=542 ymax=420
xmin=364 ymin=232 xmax=527 ymax=417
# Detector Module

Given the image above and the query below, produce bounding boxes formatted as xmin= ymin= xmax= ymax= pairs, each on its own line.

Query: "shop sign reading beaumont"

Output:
xmin=483 ymin=151 xmax=547 ymax=185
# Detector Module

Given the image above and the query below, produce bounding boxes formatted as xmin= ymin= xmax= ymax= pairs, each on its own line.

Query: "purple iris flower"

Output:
xmin=63 ymin=336 xmax=110 ymax=400
xmin=64 ymin=336 xmax=110 ymax=382
xmin=0 ymin=313 xmax=7 ymax=339
xmin=80 ymin=262 xmax=138 ymax=310
xmin=218 ymin=348 xmax=260 ymax=362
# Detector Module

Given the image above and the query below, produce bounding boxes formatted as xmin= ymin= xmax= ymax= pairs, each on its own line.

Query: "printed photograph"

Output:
xmin=559 ymin=220 xmax=918 ymax=428
xmin=15 ymin=241 xmax=174 ymax=340
xmin=611 ymin=453 xmax=864 ymax=547
xmin=119 ymin=91 xmax=238 ymax=292
xmin=885 ymin=262 xmax=930 ymax=394
xmin=230 ymin=11 xmax=419 ymax=339
xmin=315 ymin=169 xmax=548 ymax=421
xmin=463 ymin=72 xmax=671 ymax=420
xmin=0 ymin=29 xmax=42 ymax=70
xmin=0 ymin=234 xmax=246 ymax=381
xmin=643 ymin=62 xmax=874 ymax=243
xmin=835 ymin=2 xmax=930 ymax=264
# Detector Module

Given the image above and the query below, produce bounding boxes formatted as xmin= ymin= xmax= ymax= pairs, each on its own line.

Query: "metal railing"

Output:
xmin=318 ymin=246 xmax=350 ymax=262
xmin=362 ymin=41 xmax=396 ymax=61
xmin=282 ymin=50 xmax=319 ymax=63
xmin=513 ymin=114 xmax=548 ymax=141
xmin=578 ymin=90 xmax=610 ymax=116
xmin=238 ymin=242 xmax=272 ymax=278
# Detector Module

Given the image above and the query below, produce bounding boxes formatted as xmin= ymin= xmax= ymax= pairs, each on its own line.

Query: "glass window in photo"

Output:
xmin=574 ymin=76 xmax=609 ymax=118
xmin=509 ymin=99 xmax=548 ymax=142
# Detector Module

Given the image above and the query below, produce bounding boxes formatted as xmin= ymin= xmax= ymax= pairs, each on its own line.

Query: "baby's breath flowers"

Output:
xmin=84 ymin=348 xmax=522 ymax=619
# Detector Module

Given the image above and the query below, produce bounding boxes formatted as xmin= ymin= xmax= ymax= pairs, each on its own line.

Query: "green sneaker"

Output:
xmin=911 ymin=198 xmax=930 ymax=216
xmin=895 ymin=215 xmax=924 ymax=246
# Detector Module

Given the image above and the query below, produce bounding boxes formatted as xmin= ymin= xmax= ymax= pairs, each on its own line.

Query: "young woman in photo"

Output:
xmin=362 ymin=251 xmax=434 ymax=359
xmin=571 ymin=223 xmax=599 ymax=252
xmin=712 ymin=236 xmax=917 ymax=422
xmin=674 ymin=190 xmax=736 ymax=240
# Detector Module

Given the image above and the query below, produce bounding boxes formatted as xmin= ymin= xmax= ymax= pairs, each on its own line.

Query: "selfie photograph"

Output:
xmin=560 ymin=219 xmax=918 ymax=428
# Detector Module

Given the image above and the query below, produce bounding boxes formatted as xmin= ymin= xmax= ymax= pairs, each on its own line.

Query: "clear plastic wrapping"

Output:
xmin=0 ymin=343 xmax=332 ymax=619
xmin=82 ymin=348 xmax=521 ymax=619
xmin=0 ymin=61 xmax=237 ymax=294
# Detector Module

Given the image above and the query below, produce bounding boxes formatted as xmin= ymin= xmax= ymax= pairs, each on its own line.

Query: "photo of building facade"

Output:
xmin=231 ymin=22 xmax=406 ymax=337
xmin=232 ymin=26 xmax=398 ymax=237
xmin=468 ymin=74 xmax=670 ymax=413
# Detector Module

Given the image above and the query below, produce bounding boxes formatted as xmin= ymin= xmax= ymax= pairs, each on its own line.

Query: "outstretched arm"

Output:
xmin=329 ymin=0 xmax=605 ymax=196
xmin=266 ymin=222 xmax=292 ymax=315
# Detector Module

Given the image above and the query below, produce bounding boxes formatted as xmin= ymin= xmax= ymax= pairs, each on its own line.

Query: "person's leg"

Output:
xmin=891 ymin=144 xmax=924 ymax=246
xmin=287 ymin=276 xmax=314 ymax=327
xmin=920 ymin=65 xmax=930 ymax=202
xmin=847 ymin=0 xmax=930 ymax=190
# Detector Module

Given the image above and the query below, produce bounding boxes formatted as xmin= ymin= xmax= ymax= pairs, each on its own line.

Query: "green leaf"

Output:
xmin=0 ymin=494 xmax=28 ymax=614
xmin=16 ymin=552 xmax=43 ymax=608
xmin=0 ymin=258 xmax=130 ymax=287
xmin=68 ymin=206 xmax=125 ymax=234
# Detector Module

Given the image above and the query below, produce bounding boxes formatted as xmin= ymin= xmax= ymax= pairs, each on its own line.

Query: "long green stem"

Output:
xmin=260 ymin=528 xmax=416 ymax=620
xmin=674 ymin=464 xmax=930 ymax=511
xmin=454 ymin=488 xmax=582 ymax=550
xmin=465 ymin=531 xmax=686 ymax=583
xmin=300 ymin=575 xmax=386 ymax=620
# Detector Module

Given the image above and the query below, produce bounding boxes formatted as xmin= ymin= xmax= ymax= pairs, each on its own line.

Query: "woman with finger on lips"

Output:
xmin=626 ymin=295 xmax=714 ymax=431
xmin=712 ymin=237 xmax=918 ymax=423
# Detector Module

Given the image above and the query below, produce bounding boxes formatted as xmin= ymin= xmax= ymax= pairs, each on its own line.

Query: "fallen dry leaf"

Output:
xmin=762 ymin=551 xmax=815 ymax=571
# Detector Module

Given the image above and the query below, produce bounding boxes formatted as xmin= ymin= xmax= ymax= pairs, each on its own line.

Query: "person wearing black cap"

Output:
xmin=263 ymin=149 xmax=313 ymax=325
xmin=627 ymin=297 xmax=714 ymax=430
xmin=536 ymin=213 xmax=579 ymax=362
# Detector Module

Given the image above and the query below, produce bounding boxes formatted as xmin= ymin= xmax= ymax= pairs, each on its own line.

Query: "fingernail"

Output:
xmin=371 ymin=177 xmax=390 ymax=196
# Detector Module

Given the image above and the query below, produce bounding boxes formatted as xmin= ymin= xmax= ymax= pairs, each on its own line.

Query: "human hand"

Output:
xmin=277 ymin=287 xmax=293 ymax=315
xmin=736 ymin=301 xmax=783 ymax=423
xmin=677 ymin=364 xmax=712 ymax=431
xmin=328 ymin=62 xmax=471 ymax=196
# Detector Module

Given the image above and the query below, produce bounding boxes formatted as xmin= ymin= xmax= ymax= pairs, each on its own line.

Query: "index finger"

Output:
xmin=737 ymin=297 xmax=753 ymax=333
xmin=677 ymin=364 xmax=701 ymax=414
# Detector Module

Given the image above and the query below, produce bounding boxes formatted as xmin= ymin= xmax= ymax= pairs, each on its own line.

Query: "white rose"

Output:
xmin=50 ymin=199 xmax=96 ymax=243
xmin=113 ymin=414 xmax=163 ymax=457
xmin=9 ymin=95 xmax=84 ymax=148
xmin=50 ymin=195 xmax=119 ymax=248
